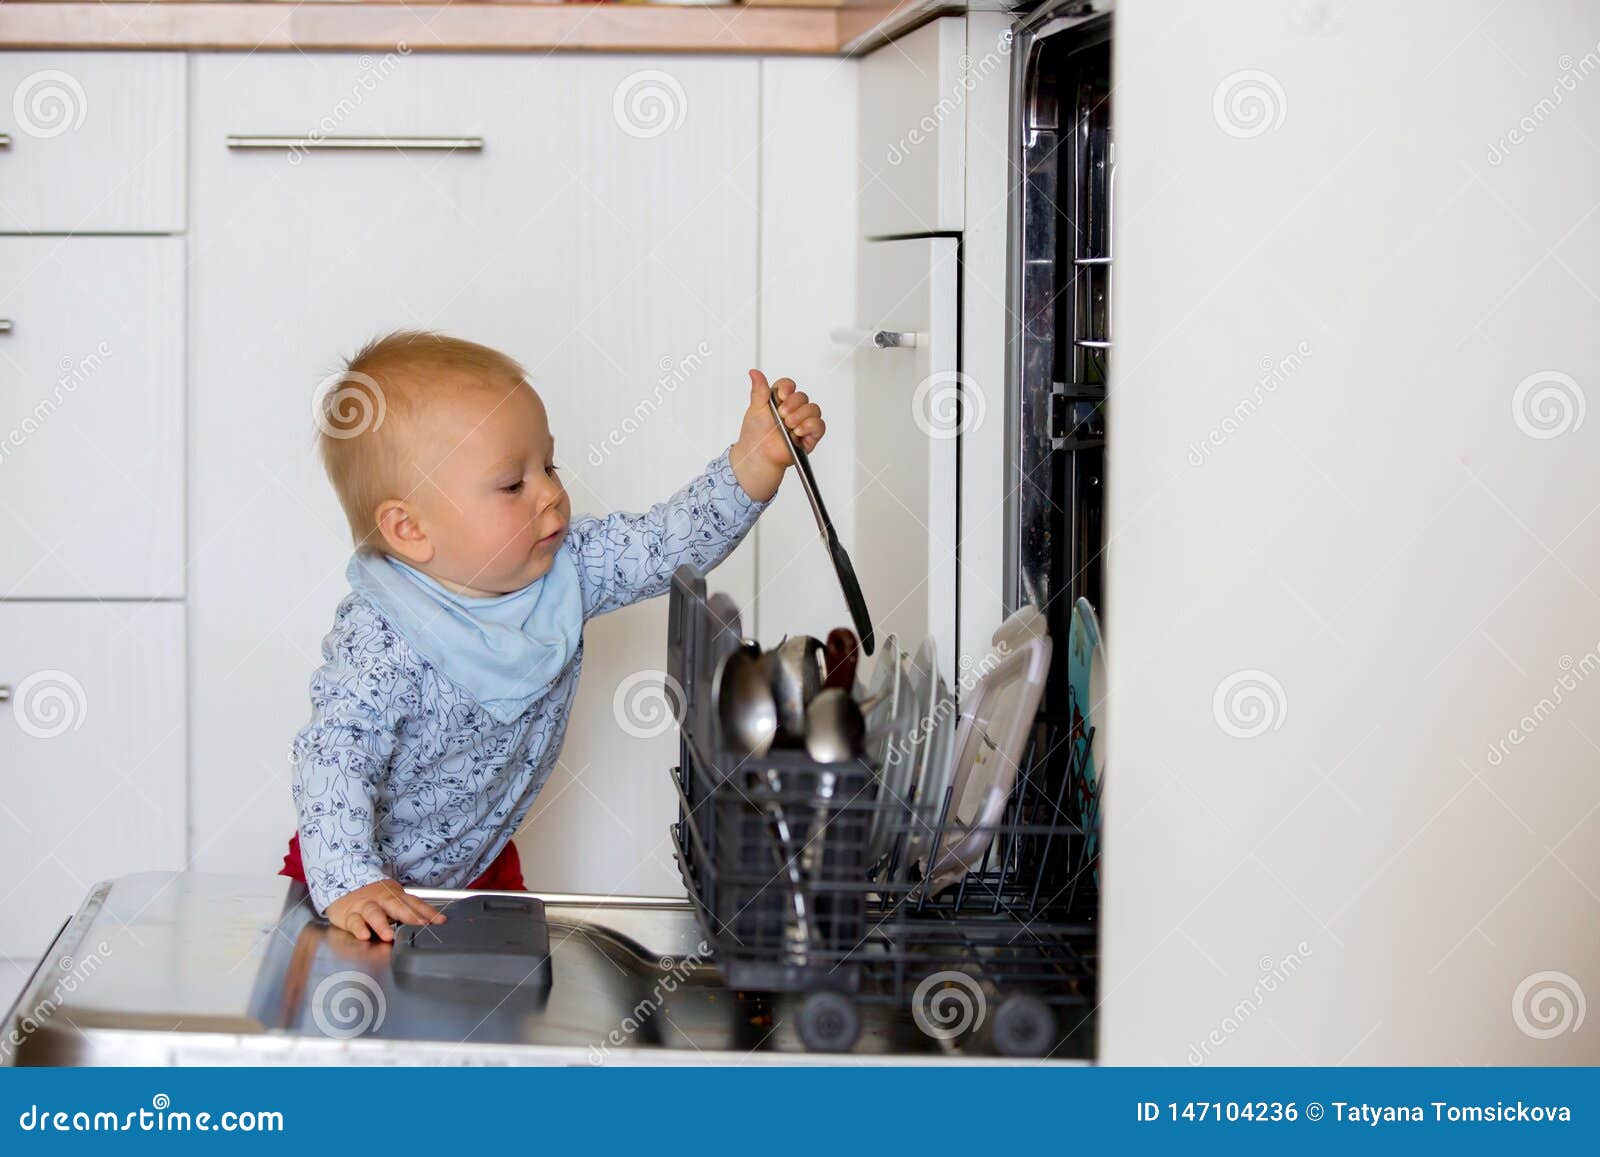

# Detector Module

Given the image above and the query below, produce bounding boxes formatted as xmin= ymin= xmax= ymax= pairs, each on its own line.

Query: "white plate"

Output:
xmin=906 ymin=663 xmax=956 ymax=875
xmin=859 ymin=632 xmax=901 ymax=765
xmin=871 ymin=636 xmax=935 ymax=870
xmin=921 ymin=607 xmax=1051 ymax=896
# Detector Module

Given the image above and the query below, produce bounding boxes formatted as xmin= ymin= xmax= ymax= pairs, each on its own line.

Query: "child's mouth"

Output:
xmin=536 ymin=524 xmax=566 ymax=549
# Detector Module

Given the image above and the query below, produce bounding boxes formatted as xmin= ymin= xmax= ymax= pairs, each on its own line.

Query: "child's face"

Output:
xmin=385 ymin=376 xmax=571 ymax=597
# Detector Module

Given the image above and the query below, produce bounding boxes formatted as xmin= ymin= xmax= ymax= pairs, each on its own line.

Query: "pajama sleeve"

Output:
xmin=289 ymin=597 xmax=410 ymax=916
xmin=567 ymin=446 xmax=769 ymax=621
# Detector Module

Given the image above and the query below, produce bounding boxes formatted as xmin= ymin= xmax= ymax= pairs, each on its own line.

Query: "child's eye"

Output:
xmin=545 ymin=464 xmax=561 ymax=478
xmin=501 ymin=480 xmax=525 ymax=494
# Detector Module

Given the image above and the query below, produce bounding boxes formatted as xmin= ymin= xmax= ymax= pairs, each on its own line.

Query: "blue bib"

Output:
xmin=346 ymin=546 xmax=583 ymax=724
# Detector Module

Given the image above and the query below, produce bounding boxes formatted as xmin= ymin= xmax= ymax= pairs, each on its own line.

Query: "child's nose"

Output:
xmin=534 ymin=473 xmax=564 ymax=506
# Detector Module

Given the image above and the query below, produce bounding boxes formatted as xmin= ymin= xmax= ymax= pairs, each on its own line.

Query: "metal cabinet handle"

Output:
xmin=829 ymin=327 xmax=920 ymax=350
xmin=226 ymin=135 xmax=484 ymax=153
xmin=0 ymin=133 xmax=11 ymax=149
xmin=0 ymin=685 xmax=11 ymax=703
xmin=0 ymin=320 xmax=12 ymax=335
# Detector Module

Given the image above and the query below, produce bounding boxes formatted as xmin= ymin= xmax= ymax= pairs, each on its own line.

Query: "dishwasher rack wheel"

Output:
xmin=991 ymin=993 xmax=1058 ymax=1058
xmin=797 ymin=990 xmax=862 ymax=1053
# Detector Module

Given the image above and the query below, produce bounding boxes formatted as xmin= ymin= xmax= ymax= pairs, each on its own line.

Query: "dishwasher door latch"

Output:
xmin=1051 ymin=382 xmax=1106 ymax=452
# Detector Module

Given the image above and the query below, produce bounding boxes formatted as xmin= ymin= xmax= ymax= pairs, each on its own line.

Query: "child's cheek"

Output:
xmin=517 ymin=510 xmax=543 ymax=549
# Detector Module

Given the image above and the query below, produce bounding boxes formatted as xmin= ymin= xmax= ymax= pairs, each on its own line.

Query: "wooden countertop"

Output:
xmin=0 ymin=1 xmax=937 ymax=55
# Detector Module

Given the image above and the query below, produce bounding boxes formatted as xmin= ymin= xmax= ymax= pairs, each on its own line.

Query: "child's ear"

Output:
xmin=374 ymin=499 xmax=433 ymax=564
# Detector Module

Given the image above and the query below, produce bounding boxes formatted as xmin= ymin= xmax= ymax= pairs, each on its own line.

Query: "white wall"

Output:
xmin=1105 ymin=0 xmax=1600 ymax=1063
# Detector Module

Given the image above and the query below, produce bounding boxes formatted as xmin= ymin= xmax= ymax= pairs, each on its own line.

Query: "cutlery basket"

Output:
xmin=666 ymin=564 xmax=877 ymax=993
xmin=673 ymin=739 xmax=873 ymax=993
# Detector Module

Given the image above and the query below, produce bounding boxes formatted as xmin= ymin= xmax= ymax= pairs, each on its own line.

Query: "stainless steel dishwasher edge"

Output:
xmin=2 ymin=872 xmax=1092 ymax=1065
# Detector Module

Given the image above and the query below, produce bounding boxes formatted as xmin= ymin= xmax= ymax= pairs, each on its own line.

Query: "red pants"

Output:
xmin=279 ymin=833 xmax=526 ymax=893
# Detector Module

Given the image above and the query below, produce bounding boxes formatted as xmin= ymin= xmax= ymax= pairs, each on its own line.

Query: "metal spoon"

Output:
xmin=795 ymin=688 xmax=868 ymax=926
xmin=713 ymin=644 xmax=810 ymax=960
xmin=804 ymin=687 xmax=866 ymax=764
xmin=714 ymin=646 xmax=776 ymax=758
xmin=764 ymin=635 xmax=825 ymax=744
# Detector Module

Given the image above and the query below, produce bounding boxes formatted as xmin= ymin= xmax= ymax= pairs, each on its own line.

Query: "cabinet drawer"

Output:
xmin=0 ymin=237 xmax=185 ymax=598
xmin=0 ymin=52 xmax=186 ymax=233
xmin=858 ymin=17 xmax=967 ymax=237
xmin=0 ymin=603 xmax=185 ymax=961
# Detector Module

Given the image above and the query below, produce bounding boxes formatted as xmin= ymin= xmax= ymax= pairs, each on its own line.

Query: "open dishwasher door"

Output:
xmin=2 ymin=872 xmax=1092 ymax=1065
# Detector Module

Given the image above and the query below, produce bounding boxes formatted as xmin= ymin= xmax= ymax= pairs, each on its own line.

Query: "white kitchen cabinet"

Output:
xmin=0 ymin=602 xmax=185 ymax=960
xmin=852 ymin=235 xmax=959 ymax=684
xmin=852 ymin=13 xmax=1014 ymax=679
xmin=0 ymin=52 xmax=186 ymax=234
xmin=857 ymin=16 xmax=966 ymax=237
xmin=187 ymin=54 xmax=759 ymax=895
xmin=0 ymin=237 xmax=184 ymax=598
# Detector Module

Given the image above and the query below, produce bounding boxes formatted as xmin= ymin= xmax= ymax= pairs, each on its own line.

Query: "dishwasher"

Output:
xmin=2 ymin=1 xmax=1114 ymax=1068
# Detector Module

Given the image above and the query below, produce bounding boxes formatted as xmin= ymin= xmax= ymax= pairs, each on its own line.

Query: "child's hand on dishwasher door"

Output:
xmin=325 ymin=879 xmax=446 ymax=943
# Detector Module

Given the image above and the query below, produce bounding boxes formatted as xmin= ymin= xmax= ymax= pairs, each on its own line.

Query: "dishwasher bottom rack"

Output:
xmin=670 ymin=710 xmax=1099 ymax=1056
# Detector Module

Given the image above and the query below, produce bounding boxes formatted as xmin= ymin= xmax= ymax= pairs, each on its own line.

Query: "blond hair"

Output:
xmin=315 ymin=330 xmax=528 ymax=547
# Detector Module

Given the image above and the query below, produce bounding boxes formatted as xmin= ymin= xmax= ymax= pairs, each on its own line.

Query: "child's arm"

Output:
xmin=567 ymin=370 xmax=825 ymax=620
xmin=290 ymin=599 xmax=444 ymax=940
